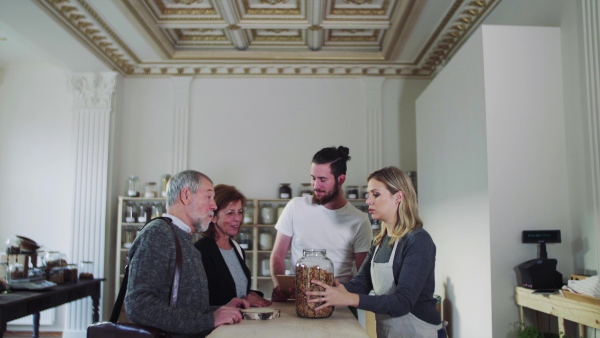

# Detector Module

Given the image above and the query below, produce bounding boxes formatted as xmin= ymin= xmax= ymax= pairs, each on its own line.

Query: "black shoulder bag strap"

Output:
xmin=109 ymin=217 xmax=183 ymax=323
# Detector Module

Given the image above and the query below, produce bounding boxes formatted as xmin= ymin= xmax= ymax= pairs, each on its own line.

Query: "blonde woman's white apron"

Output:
xmin=371 ymin=240 xmax=442 ymax=338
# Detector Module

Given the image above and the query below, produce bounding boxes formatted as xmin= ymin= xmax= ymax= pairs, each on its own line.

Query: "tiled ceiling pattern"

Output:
xmin=147 ymin=0 xmax=394 ymax=51
xmin=40 ymin=0 xmax=500 ymax=77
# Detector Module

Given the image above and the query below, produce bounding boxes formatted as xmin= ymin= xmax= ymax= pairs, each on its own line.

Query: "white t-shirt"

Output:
xmin=275 ymin=196 xmax=373 ymax=282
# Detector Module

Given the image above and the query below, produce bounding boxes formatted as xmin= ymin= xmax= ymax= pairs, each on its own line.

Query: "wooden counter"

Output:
xmin=515 ymin=287 xmax=600 ymax=338
xmin=208 ymin=301 xmax=369 ymax=338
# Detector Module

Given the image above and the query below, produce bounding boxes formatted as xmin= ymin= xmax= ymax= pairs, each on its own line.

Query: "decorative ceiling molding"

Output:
xmin=40 ymin=0 xmax=500 ymax=78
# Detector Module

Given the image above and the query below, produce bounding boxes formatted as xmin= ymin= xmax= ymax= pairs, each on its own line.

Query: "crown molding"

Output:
xmin=40 ymin=0 xmax=500 ymax=78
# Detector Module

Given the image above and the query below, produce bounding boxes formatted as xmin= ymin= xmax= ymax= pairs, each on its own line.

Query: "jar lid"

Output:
xmin=280 ymin=183 xmax=290 ymax=186
xmin=146 ymin=182 xmax=157 ymax=185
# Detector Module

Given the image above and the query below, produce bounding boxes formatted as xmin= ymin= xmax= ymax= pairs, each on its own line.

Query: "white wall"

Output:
xmin=417 ymin=28 xmax=492 ymax=338
xmin=417 ymin=25 xmax=573 ymax=338
xmin=485 ymin=0 xmax=598 ymax=279
xmin=557 ymin=0 xmax=599 ymax=276
xmin=0 ymin=63 xmax=75 ymax=332
xmin=112 ymin=77 xmax=427 ymax=199
xmin=482 ymin=26 xmax=571 ymax=338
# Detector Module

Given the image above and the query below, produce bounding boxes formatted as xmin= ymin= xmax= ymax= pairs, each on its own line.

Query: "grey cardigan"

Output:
xmin=125 ymin=218 xmax=218 ymax=337
xmin=343 ymin=228 xmax=441 ymax=325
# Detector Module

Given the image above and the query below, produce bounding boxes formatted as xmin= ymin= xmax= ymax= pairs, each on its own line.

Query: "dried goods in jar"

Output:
xmin=49 ymin=267 xmax=64 ymax=284
xmin=294 ymin=249 xmax=334 ymax=318
xmin=295 ymin=265 xmax=334 ymax=318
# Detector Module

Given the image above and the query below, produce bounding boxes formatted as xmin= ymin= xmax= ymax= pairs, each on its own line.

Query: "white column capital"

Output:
xmin=68 ymin=72 xmax=118 ymax=109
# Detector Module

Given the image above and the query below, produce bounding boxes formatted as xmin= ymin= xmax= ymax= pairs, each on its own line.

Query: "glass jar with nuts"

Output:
xmin=295 ymin=249 xmax=334 ymax=318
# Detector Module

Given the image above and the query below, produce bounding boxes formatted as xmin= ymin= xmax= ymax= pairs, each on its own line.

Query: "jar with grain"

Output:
xmin=49 ymin=267 xmax=65 ymax=284
xmin=64 ymin=264 xmax=78 ymax=283
xmin=295 ymin=249 xmax=334 ymax=318
xmin=79 ymin=261 xmax=94 ymax=280
xmin=8 ymin=262 xmax=25 ymax=282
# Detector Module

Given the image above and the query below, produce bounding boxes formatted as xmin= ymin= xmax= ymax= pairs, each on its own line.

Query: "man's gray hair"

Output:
xmin=166 ymin=170 xmax=213 ymax=209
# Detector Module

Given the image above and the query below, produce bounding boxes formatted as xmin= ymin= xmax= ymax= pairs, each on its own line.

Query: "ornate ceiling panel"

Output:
xmin=39 ymin=0 xmax=501 ymax=77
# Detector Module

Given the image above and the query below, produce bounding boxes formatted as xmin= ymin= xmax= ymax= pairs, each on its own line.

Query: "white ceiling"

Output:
xmin=0 ymin=0 xmax=502 ymax=78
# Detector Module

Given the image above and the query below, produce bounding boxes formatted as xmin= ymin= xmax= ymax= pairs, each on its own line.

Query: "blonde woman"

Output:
xmin=307 ymin=166 xmax=445 ymax=337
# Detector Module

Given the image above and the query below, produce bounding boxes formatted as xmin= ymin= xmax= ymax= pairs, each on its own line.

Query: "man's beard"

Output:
xmin=192 ymin=219 xmax=211 ymax=233
xmin=312 ymin=181 xmax=340 ymax=205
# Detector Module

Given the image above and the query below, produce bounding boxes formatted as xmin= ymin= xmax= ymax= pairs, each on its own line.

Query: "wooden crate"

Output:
xmin=562 ymin=290 xmax=600 ymax=306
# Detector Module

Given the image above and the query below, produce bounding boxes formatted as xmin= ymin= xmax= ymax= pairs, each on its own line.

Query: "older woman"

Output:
xmin=307 ymin=167 xmax=445 ymax=337
xmin=194 ymin=184 xmax=271 ymax=307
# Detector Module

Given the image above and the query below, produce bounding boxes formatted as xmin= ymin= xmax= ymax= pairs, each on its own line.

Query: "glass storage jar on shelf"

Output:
xmin=79 ymin=261 xmax=94 ymax=280
xmin=243 ymin=201 xmax=254 ymax=225
xmin=259 ymin=229 xmax=273 ymax=250
xmin=126 ymin=176 xmax=140 ymax=197
xmin=45 ymin=251 xmax=66 ymax=269
xmin=260 ymin=203 xmax=275 ymax=225
xmin=276 ymin=204 xmax=286 ymax=222
xmin=238 ymin=228 xmax=252 ymax=250
xmin=49 ymin=266 xmax=65 ymax=284
xmin=144 ymin=182 xmax=158 ymax=198
xmin=361 ymin=185 xmax=369 ymax=199
xmin=279 ymin=183 xmax=292 ymax=199
xmin=159 ymin=174 xmax=171 ymax=198
xmin=295 ymin=249 xmax=334 ymax=318
xmin=151 ymin=202 xmax=163 ymax=219
xmin=8 ymin=262 xmax=25 ymax=282
xmin=5 ymin=236 xmax=21 ymax=254
xmin=299 ymin=183 xmax=312 ymax=197
xmin=347 ymin=185 xmax=359 ymax=199
xmin=124 ymin=226 xmax=136 ymax=248
xmin=64 ymin=264 xmax=78 ymax=283
xmin=124 ymin=201 xmax=136 ymax=223
xmin=261 ymin=255 xmax=271 ymax=277
xmin=137 ymin=203 xmax=149 ymax=223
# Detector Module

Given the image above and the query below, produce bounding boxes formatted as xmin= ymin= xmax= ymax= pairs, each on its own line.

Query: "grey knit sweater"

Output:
xmin=125 ymin=218 xmax=218 ymax=337
xmin=343 ymin=228 xmax=441 ymax=325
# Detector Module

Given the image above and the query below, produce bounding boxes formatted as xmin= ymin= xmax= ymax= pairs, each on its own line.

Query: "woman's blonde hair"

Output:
xmin=368 ymin=167 xmax=422 ymax=247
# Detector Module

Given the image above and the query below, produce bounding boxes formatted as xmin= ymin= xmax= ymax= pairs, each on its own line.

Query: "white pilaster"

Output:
xmin=582 ymin=0 xmax=600 ymax=268
xmin=171 ymin=77 xmax=193 ymax=174
xmin=64 ymin=72 xmax=117 ymax=337
xmin=363 ymin=77 xmax=385 ymax=174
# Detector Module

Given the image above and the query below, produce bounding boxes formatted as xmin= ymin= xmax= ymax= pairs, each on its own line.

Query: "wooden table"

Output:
xmin=515 ymin=287 xmax=600 ymax=338
xmin=208 ymin=301 xmax=369 ymax=338
xmin=0 ymin=278 xmax=104 ymax=338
